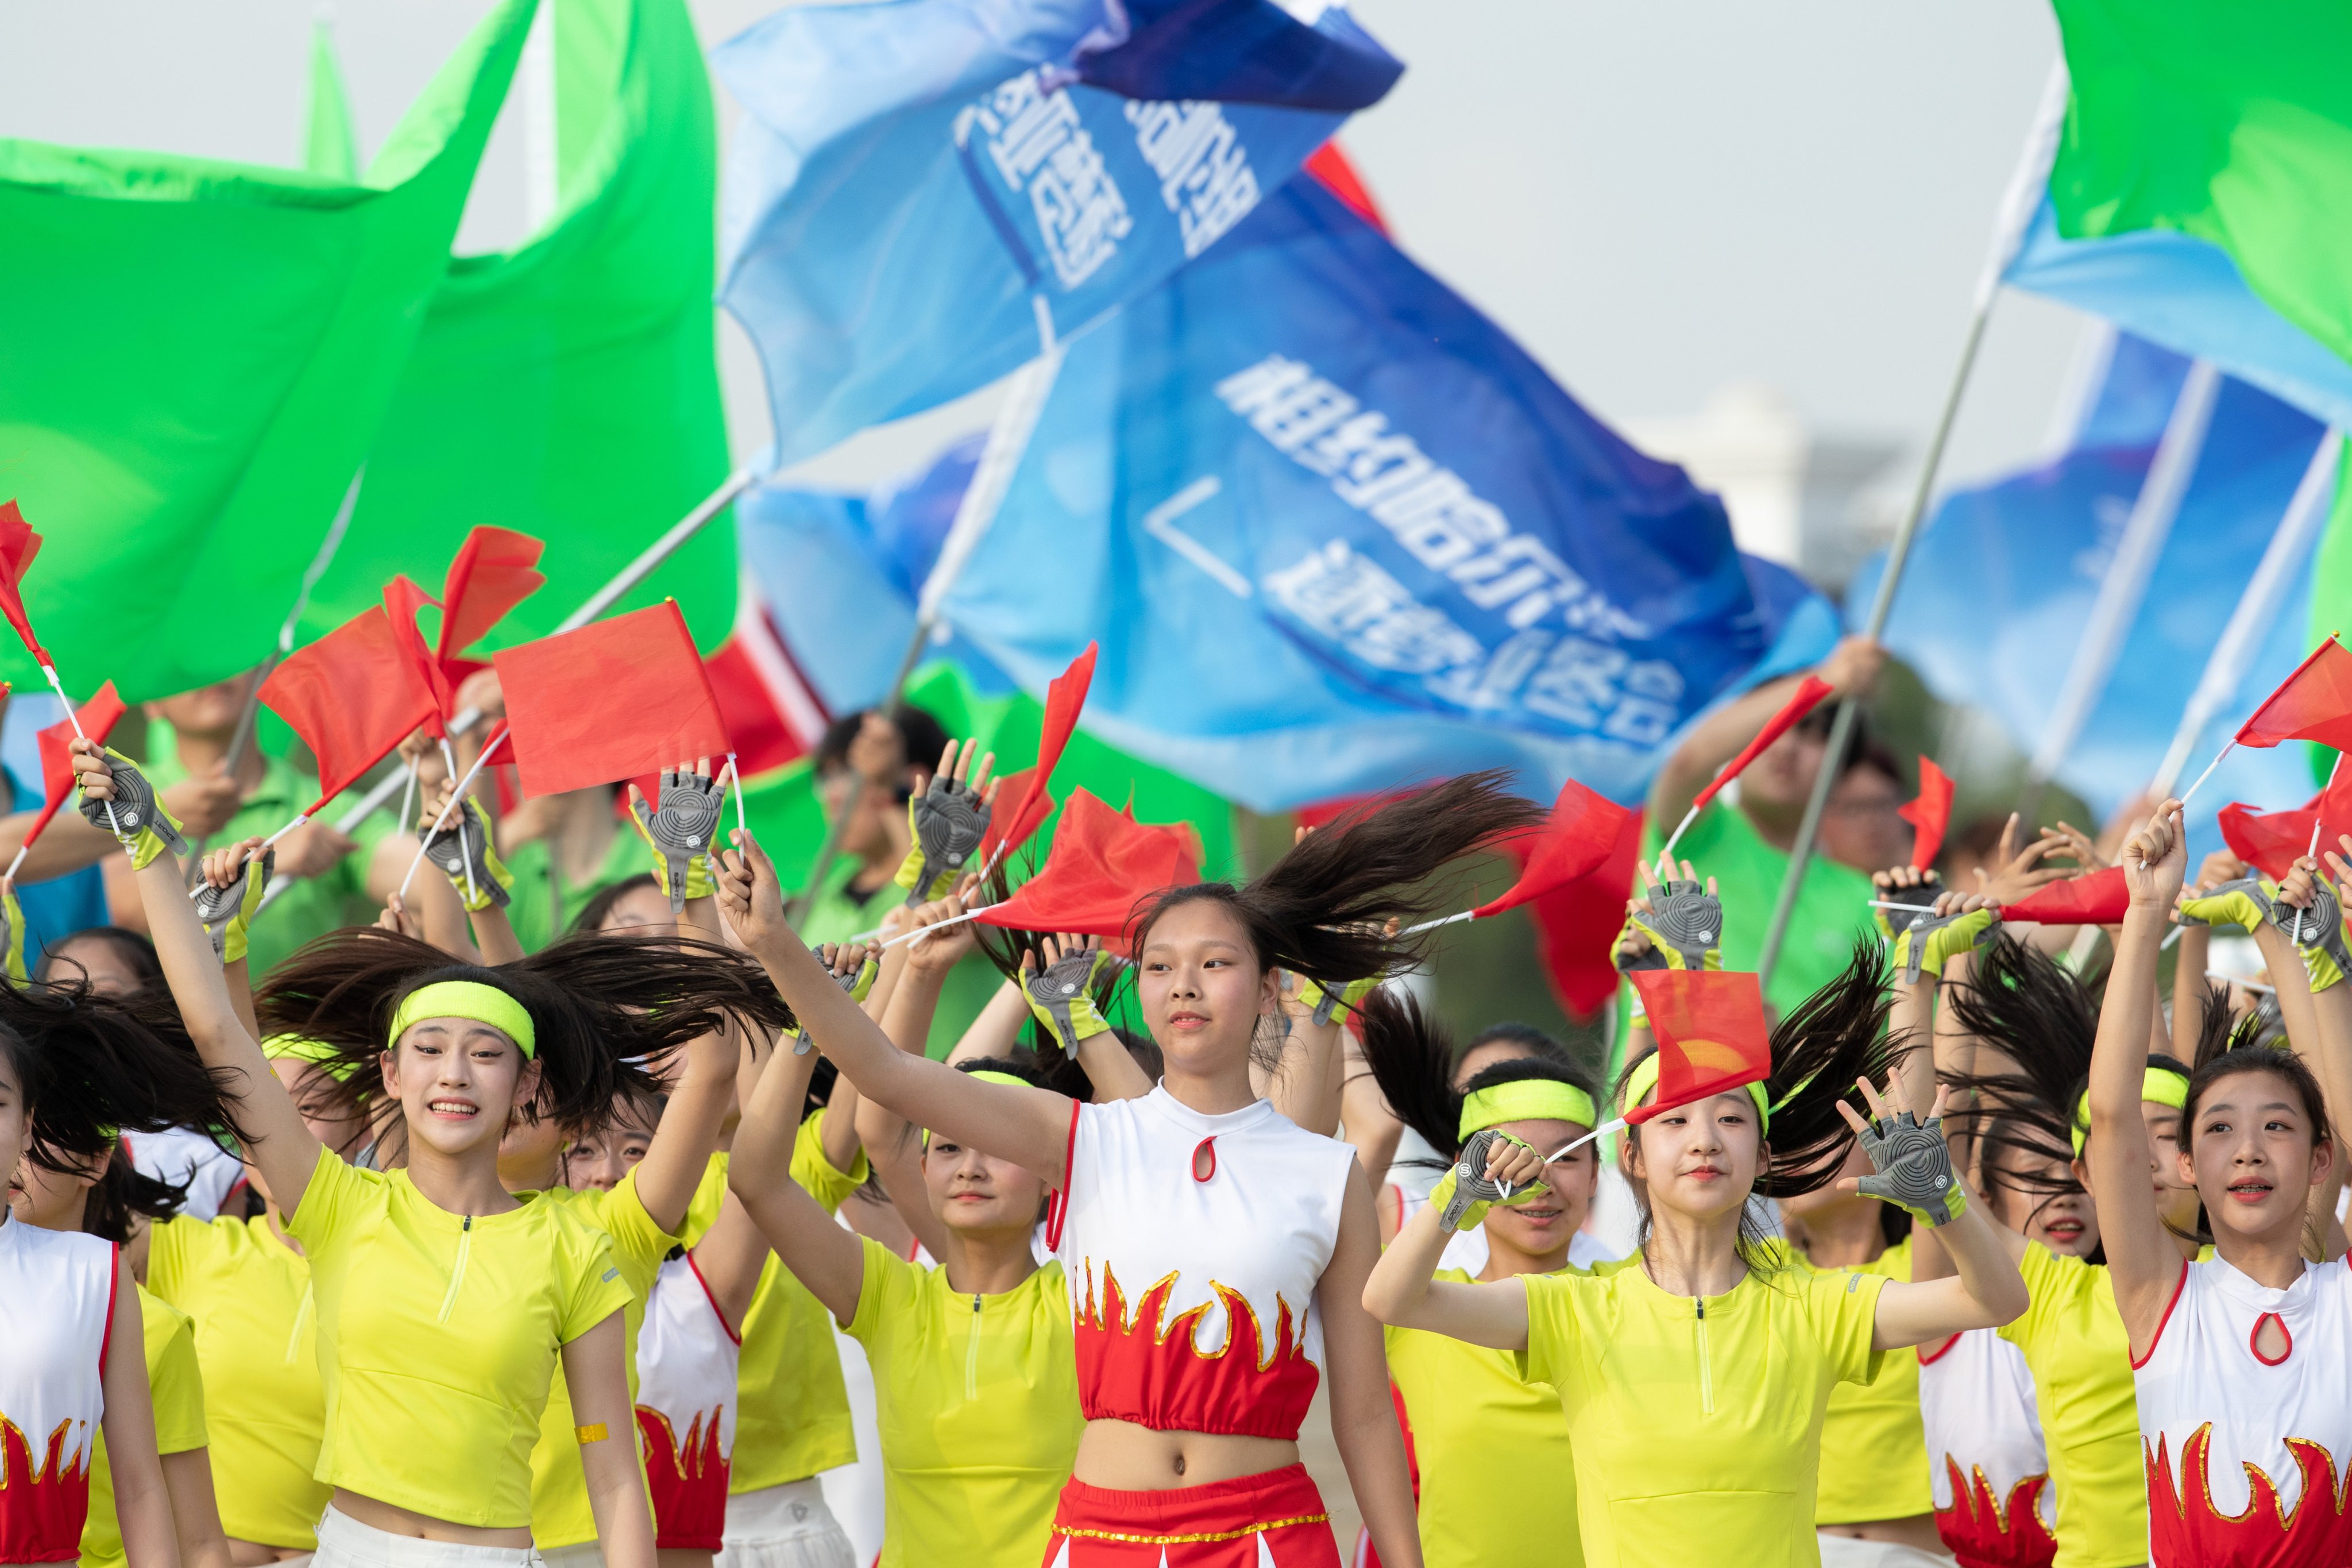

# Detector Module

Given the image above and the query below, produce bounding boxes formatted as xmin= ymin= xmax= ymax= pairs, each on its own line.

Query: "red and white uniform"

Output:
xmin=1045 ymin=1089 xmax=1354 ymax=1566
xmin=634 ymin=1253 xmax=740 ymax=1552
xmin=0 ymin=1222 xmax=116 ymax=1564
xmin=2134 ymin=1254 xmax=2352 ymax=1565
xmin=1918 ymin=1329 xmax=2055 ymax=1568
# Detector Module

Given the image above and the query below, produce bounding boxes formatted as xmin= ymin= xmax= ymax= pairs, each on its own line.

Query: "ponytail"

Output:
xmin=1751 ymin=938 xmax=1906 ymax=1200
xmin=0 ymin=978 xmax=245 ymax=1181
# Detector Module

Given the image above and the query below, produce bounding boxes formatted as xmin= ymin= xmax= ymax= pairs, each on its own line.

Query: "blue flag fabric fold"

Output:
xmin=713 ymin=0 xmax=1400 ymax=468
xmin=917 ymin=177 xmax=1835 ymax=811
xmin=1848 ymin=331 xmax=2331 ymax=843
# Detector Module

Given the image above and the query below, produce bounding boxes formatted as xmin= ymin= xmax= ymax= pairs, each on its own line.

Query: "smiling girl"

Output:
xmin=717 ymin=772 xmax=1545 ymax=1567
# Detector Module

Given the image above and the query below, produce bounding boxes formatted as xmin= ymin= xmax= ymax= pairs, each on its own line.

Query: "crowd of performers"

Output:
xmin=3 ymin=639 xmax=2350 ymax=1568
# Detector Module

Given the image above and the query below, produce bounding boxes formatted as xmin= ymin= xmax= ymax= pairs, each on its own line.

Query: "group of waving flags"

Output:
xmin=6 ymin=0 xmax=2352 ymax=1018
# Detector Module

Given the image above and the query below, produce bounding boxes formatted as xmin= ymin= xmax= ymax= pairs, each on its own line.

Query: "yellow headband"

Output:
xmin=923 ymin=1070 xmax=1029 ymax=1150
xmin=1458 ymin=1079 xmax=1596 ymax=1141
xmin=390 ymin=982 xmax=537 ymax=1060
xmin=262 ymin=1034 xmax=366 ymax=1083
xmin=2070 ymin=1067 xmax=2191 ymax=1156
xmin=1622 ymin=1051 xmax=1771 ymax=1130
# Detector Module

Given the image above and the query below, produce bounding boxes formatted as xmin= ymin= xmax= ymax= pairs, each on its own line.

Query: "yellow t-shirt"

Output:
xmin=1519 ymin=1257 xmax=1887 ymax=1568
xmin=82 ymin=1285 xmax=207 ymax=1568
xmin=286 ymin=1145 xmax=632 ymax=1528
xmin=681 ymin=1113 xmax=870 ymax=1494
xmin=1996 ymin=1243 xmax=2145 ymax=1568
xmin=144 ymin=1215 xmax=328 ymax=1548
xmin=529 ymin=1172 xmax=682 ymax=1548
xmin=1798 ymin=1237 xmax=1931 ymax=1524
xmin=844 ymin=1239 xmax=1081 ymax=1568
xmin=1387 ymin=1266 xmax=1584 ymax=1568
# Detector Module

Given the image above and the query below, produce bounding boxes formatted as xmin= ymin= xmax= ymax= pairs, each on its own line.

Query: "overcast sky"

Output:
xmin=0 ymin=0 xmax=2087 ymax=498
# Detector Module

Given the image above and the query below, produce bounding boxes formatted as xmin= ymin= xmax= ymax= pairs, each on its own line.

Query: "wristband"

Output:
xmin=1888 ymin=906 xmax=1998 ymax=986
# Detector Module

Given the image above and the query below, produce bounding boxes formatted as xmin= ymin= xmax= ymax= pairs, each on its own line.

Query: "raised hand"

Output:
xmin=716 ymin=830 xmax=793 ymax=957
xmin=194 ymin=837 xmax=273 ymax=963
xmin=1837 ymin=1074 xmax=1966 ymax=1227
xmin=1883 ymin=883 xmax=1998 ymax=986
xmin=793 ymin=941 xmax=880 ymax=1055
xmin=629 ymin=759 xmax=729 ymax=913
xmin=2272 ymin=854 xmax=2349 ymax=993
xmin=897 ymin=739 xmax=996 ymax=905
xmin=1431 ymin=1128 xmax=1548 ymax=1232
xmin=2119 ymin=800 xmax=2188 ymax=911
xmin=1021 ymin=933 xmax=1117 ymax=1051
xmin=71 ymin=737 xmax=188 ymax=868
xmin=1623 ymin=853 xmax=1723 ymax=971
xmin=418 ymin=780 xmax=512 ymax=912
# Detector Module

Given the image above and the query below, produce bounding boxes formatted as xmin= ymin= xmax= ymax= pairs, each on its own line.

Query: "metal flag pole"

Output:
xmin=1756 ymin=64 xmax=2068 ymax=990
xmin=786 ymin=304 xmax=1067 ymax=923
xmin=2156 ymin=429 xmax=2341 ymax=801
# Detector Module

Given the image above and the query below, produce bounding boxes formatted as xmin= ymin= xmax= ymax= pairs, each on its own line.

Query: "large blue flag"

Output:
xmin=1849 ymin=333 xmax=2331 ymax=842
xmin=714 ymin=0 xmax=1401 ymax=468
xmin=883 ymin=177 xmax=1837 ymax=812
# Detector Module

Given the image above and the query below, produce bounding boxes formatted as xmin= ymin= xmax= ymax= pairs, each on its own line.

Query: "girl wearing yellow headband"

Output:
xmin=87 ymin=739 xmax=789 ymax=1568
xmin=1351 ymin=991 xmax=1607 ymax=1568
xmin=1365 ymin=941 xmax=2030 ymax=1568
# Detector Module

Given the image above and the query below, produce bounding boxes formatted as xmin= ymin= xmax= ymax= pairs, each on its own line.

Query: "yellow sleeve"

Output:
xmin=789 ymin=1107 xmax=870 ymax=1216
xmin=554 ymin=1226 xmax=635 ymax=1345
xmin=845 ymin=1235 xmax=918 ymax=1347
xmin=284 ymin=1144 xmax=370 ymax=1250
xmin=1998 ymin=1241 xmax=2060 ymax=1351
xmin=680 ymin=1153 xmax=729 ymax=1248
xmin=143 ymin=1216 xmax=194 ymax=1305
xmin=1512 ymin=1271 xmax=1579 ymax=1389
xmin=1806 ymin=1268 xmax=1889 ymax=1388
xmin=594 ymin=1171 xmax=685 ymax=1299
xmin=145 ymin=1297 xmax=208 ymax=1455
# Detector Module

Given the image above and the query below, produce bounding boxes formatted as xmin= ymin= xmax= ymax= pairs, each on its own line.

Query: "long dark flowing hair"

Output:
xmin=0 ymin=976 xmax=247 ymax=1181
xmin=1355 ymin=986 xmax=1597 ymax=1167
xmin=1937 ymin=934 xmax=2095 ymax=1192
xmin=254 ymin=926 xmax=795 ymax=1160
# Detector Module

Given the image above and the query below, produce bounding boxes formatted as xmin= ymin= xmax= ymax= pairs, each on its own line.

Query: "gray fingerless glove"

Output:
xmin=2273 ymin=879 xmax=2352 ymax=993
xmin=194 ymin=847 xmax=273 ymax=963
xmin=793 ymin=944 xmax=879 ymax=1055
xmin=632 ymin=767 xmax=726 ymax=913
xmin=420 ymin=797 xmax=513 ymax=912
xmin=895 ymin=773 xmax=990 ymax=905
xmin=1856 ymin=1110 xmax=1967 ymax=1227
xmin=1625 ymin=880 xmax=1723 ymax=971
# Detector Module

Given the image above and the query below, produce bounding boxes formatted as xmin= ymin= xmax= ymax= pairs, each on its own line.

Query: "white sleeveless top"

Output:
xmin=0 ymin=1219 xmax=116 ymax=1564
xmin=1050 ymin=1087 xmax=1353 ymax=1442
xmin=633 ymin=1252 xmax=740 ymax=1551
xmin=1917 ymin=1327 xmax=2056 ymax=1568
xmin=2133 ymin=1254 xmax=2352 ymax=1565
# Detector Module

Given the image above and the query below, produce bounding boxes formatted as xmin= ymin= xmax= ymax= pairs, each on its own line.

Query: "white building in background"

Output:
xmin=1625 ymin=384 xmax=1906 ymax=597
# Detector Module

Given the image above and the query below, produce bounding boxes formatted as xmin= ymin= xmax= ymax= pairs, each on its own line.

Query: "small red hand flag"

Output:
xmin=1521 ymin=805 xmax=1645 ymax=1017
xmin=260 ymin=608 xmax=442 ymax=817
xmin=493 ymin=601 xmax=732 ymax=799
xmin=1692 ymin=676 xmax=1833 ymax=812
xmin=991 ymin=643 xmax=1098 ymax=863
xmin=383 ymin=576 xmax=455 ymax=736
xmin=27 ymin=682 xmax=128 ymax=849
xmin=979 ymin=767 xmax=1053 ymax=866
xmin=1471 ymin=778 xmax=1632 ymax=918
xmin=2000 ymin=866 xmax=2128 ymax=926
xmin=1624 ymin=970 xmax=1772 ymax=1124
xmin=1899 ymin=757 xmax=1956 ymax=871
xmin=2237 ymin=637 xmax=2352 ymax=753
xmin=438 ymin=527 xmax=546 ymax=666
xmin=975 ymin=789 xmax=1201 ymax=940
xmin=0 ymin=500 xmax=52 ymax=666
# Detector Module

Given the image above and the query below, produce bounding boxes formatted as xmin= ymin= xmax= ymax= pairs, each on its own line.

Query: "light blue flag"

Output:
xmin=1848 ymin=332 xmax=2332 ymax=847
xmin=889 ymin=177 xmax=1837 ymax=812
xmin=714 ymin=0 xmax=1401 ymax=468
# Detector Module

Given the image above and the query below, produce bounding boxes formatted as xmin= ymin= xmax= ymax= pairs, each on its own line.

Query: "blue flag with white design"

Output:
xmin=920 ymin=176 xmax=1836 ymax=812
xmin=714 ymin=0 xmax=1402 ymax=468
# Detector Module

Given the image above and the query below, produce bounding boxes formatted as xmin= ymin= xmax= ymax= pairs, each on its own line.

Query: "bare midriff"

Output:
xmin=1817 ymin=1513 xmax=1944 ymax=1551
xmin=331 ymin=1489 xmax=534 ymax=1548
xmin=1073 ymin=1419 xmax=1301 ymax=1489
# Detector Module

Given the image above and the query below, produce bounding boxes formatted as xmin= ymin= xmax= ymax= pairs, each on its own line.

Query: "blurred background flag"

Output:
xmin=0 ymin=0 xmax=536 ymax=701
xmin=712 ymin=0 xmax=1403 ymax=467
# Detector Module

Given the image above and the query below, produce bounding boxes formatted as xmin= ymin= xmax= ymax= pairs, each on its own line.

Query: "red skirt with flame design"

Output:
xmin=1044 ymin=1463 xmax=1339 ymax=1567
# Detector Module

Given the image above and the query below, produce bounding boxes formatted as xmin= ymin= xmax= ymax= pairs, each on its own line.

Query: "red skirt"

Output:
xmin=1044 ymin=1463 xmax=1341 ymax=1567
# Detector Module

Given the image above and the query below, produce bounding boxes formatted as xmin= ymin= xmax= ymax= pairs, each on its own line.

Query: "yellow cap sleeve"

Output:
xmin=1807 ymin=1268 xmax=1889 ymax=1389
xmin=284 ymin=1143 xmax=369 ymax=1251
xmin=1511 ymin=1270 xmax=1579 ymax=1390
xmin=603 ymin=1171 xmax=685 ymax=1296
xmin=791 ymin=1107 xmax=870 ymax=1216
xmin=555 ymin=1227 xmax=634 ymax=1345
xmin=846 ymin=1234 xmax=917 ymax=1343
xmin=145 ymin=1296 xmax=209 ymax=1455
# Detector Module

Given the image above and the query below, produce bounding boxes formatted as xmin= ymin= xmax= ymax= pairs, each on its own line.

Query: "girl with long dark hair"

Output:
xmin=1365 ymin=934 xmax=2029 ymax=1568
xmin=719 ymin=771 xmax=1548 ymax=1567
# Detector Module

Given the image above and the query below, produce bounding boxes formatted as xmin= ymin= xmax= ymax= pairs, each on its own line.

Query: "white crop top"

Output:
xmin=1050 ymin=1088 xmax=1354 ymax=1442
xmin=0 ymin=1219 xmax=117 ymax=1564
xmin=1917 ymin=1327 xmax=2055 ymax=1568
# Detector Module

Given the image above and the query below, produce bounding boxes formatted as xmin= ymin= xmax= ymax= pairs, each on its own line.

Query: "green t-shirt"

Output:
xmin=144 ymin=725 xmax=400 ymax=978
xmin=799 ymin=856 xmax=999 ymax=1059
xmin=500 ymin=825 xmax=649 ymax=952
xmin=1631 ymin=800 xmax=1876 ymax=1030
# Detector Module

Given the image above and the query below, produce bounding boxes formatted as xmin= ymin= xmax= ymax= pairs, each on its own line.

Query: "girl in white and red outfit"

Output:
xmin=2090 ymin=804 xmax=2352 ymax=1567
xmin=716 ymin=774 xmax=1546 ymax=1568
xmin=0 ymin=970 xmax=227 ymax=1568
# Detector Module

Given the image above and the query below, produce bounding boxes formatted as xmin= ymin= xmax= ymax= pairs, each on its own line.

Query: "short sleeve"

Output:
xmin=790 ymin=1108 xmax=870 ymax=1216
xmin=554 ymin=1226 xmax=634 ymax=1345
xmin=1512 ymin=1271 xmax=1581 ymax=1389
xmin=285 ymin=1144 xmax=372 ymax=1250
xmin=845 ymin=1235 xmax=920 ymax=1345
xmin=594 ymin=1171 xmax=683 ymax=1298
xmin=1805 ymin=1268 xmax=1888 ymax=1388
xmin=143 ymin=1217 xmax=194 ymax=1306
xmin=1998 ymin=1241 xmax=2061 ymax=1352
xmin=149 ymin=1307 xmax=208 ymax=1455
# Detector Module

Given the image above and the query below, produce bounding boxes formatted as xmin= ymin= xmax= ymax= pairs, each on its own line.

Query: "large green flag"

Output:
xmin=303 ymin=0 xmax=735 ymax=657
xmin=0 ymin=0 xmax=536 ymax=702
xmin=304 ymin=22 xmax=362 ymax=182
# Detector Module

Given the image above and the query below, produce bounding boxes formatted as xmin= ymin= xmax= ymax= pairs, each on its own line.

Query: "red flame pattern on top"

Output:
xmin=1073 ymin=1262 xmax=1320 ymax=1440
xmin=0 ymin=1416 xmax=94 ymax=1563
xmin=635 ymin=1404 xmax=729 ymax=1552
xmin=2146 ymin=1424 xmax=2352 ymax=1566
xmin=1934 ymin=1455 xmax=2055 ymax=1568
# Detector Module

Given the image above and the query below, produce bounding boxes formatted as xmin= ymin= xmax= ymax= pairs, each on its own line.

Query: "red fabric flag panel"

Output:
xmin=259 ymin=608 xmax=441 ymax=815
xmin=492 ymin=601 xmax=732 ymax=799
xmin=1623 ymin=970 xmax=1771 ymax=1123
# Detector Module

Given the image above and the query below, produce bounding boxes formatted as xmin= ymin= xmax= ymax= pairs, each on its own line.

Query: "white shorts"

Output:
xmin=537 ymin=1547 xmax=604 ymax=1568
xmin=715 ymin=1480 xmax=852 ymax=1568
xmin=311 ymin=1507 xmax=540 ymax=1568
xmin=1814 ymin=1536 xmax=1955 ymax=1568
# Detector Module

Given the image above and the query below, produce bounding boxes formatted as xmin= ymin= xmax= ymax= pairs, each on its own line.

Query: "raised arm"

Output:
xmin=1261 ymin=972 xmax=1347 ymax=1135
xmin=1646 ymin=637 xmax=1883 ymax=829
xmin=945 ymin=980 xmax=1032 ymax=1067
xmin=633 ymin=1024 xmax=737 ymax=1235
xmin=719 ymin=831 xmax=1073 ymax=1184
xmin=2289 ymin=845 xmax=2352 ymax=1163
xmin=724 ymin=1007 xmax=866 ymax=1323
xmin=1320 ymin=1170 xmax=1425 ymax=1568
xmin=2092 ymin=801 xmax=2192 ymax=1350
xmin=99 ymin=1260 xmax=180 ymax=1568
xmin=1362 ymin=1138 xmax=1539 ymax=1351
xmin=80 ymin=745 xmax=323 ymax=1214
